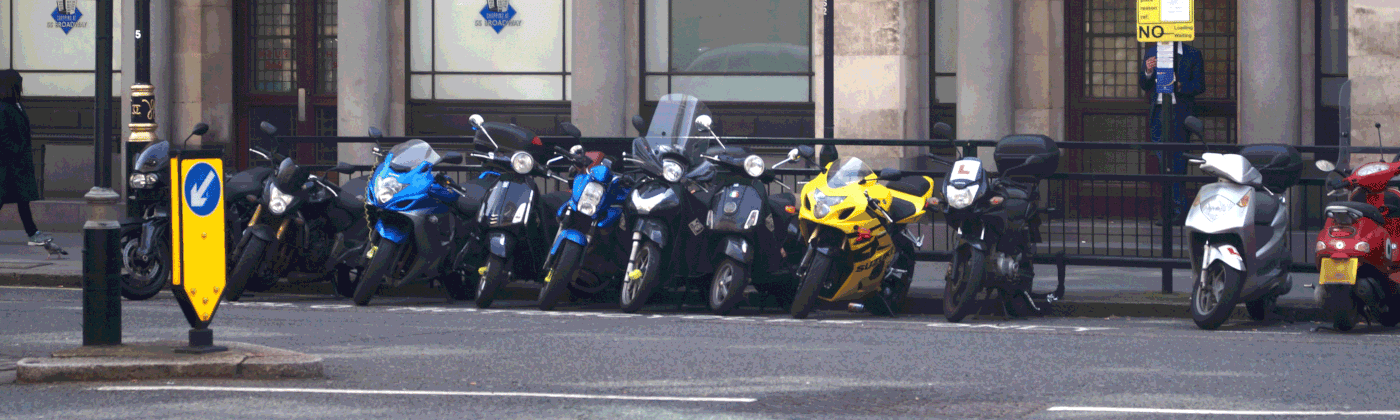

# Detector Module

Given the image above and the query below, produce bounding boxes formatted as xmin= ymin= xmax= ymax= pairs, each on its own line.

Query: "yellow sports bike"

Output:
xmin=790 ymin=152 xmax=934 ymax=318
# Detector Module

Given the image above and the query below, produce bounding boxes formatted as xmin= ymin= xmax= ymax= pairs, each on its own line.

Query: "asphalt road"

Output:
xmin=3 ymin=286 xmax=1400 ymax=419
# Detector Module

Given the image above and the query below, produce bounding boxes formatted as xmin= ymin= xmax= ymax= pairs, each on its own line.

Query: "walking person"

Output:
xmin=1139 ymin=42 xmax=1205 ymax=225
xmin=0 ymin=69 xmax=53 ymax=246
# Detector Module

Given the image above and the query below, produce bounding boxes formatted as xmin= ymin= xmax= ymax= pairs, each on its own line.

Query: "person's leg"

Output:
xmin=19 ymin=202 xmax=51 ymax=245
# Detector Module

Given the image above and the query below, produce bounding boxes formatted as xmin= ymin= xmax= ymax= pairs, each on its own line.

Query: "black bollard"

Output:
xmin=82 ymin=0 xmax=120 ymax=346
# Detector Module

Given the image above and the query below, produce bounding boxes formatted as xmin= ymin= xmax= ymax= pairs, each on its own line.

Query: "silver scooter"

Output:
xmin=1180 ymin=116 xmax=1305 ymax=330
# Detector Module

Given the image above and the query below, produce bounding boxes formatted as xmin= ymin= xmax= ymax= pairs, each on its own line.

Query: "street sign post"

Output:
xmin=169 ymin=149 xmax=228 ymax=354
xmin=1137 ymin=0 xmax=1195 ymax=42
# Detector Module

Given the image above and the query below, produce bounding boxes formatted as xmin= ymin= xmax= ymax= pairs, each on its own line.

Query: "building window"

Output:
xmin=236 ymin=0 xmax=338 ymax=168
xmin=643 ymin=0 xmax=812 ymax=102
xmin=408 ymin=0 xmax=571 ymax=102
xmin=930 ymin=0 xmax=957 ymax=139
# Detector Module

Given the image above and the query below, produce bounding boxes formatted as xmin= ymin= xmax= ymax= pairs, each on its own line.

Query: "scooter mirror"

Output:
xmin=1316 ymin=160 xmax=1336 ymax=172
xmin=560 ymin=122 xmax=583 ymax=139
xmin=1183 ymin=116 xmax=1206 ymax=140
xmin=469 ymin=114 xmax=485 ymax=128
xmin=440 ymin=152 xmax=465 ymax=165
xmin=190 ymin=123 xmax=210 ymax=136
xmin=786 ymin=148 xmax=800 ymax=162
xmin=260 ymin=121 xmax=278 ymax=136
xmin=798 ymin=145 xmax=816 ymax=160
xmin=569 ymin=145 xmax=585 ymax=155
xmin=932 ymin=122 xmax=953 ymax=140
xmin=368 ymin=127 xmax=383 ymax=138
xmin=818 ymin=145 xmax=839 ymax=169
xmin=695 ymin=115 xmax=713 ymax=131
xmin=631 ymin=115 xmax=647 ymax=135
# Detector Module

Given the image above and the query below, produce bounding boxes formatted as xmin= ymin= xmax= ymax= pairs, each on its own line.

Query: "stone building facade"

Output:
xmin=1 ymin=0 xmax=1396 ymax=229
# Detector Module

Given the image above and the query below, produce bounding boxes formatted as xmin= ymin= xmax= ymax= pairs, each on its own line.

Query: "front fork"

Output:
xmin=624 ymin=231 xmax=643 ymax=281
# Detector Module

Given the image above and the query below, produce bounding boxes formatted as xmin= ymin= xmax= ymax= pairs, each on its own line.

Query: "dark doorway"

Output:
xmin=234 ymin=0 xmax=338 ymax=169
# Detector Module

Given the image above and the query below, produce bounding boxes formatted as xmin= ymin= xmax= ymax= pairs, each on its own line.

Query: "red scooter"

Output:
xmin=1314 ymin=142 xmax=1400 ymax=331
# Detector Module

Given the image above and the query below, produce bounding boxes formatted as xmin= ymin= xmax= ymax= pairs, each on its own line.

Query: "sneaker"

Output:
xmin=27 ymin=231 xmax=53 ymax=246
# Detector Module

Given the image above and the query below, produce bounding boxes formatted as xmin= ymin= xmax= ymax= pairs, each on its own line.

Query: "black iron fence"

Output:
xmin=271 ymin=134 xmax=1400 ymax=293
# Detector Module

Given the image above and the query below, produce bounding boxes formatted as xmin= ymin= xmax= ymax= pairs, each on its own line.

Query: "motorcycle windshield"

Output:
xmin=134 ymin=141 xmax=170 ymax=173
xmin=827 ymin=157 xmax=873 ymax=189
xmin=643 ymin=94 xmax=712 ymax=165
xmin=388 ymin=139 xmax=441 ymax=172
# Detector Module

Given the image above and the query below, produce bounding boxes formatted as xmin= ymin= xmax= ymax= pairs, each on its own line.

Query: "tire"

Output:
xmin=1320 ymin=284 xmax=1357 ymax=331
xmin=475 ymin=254 xmax=510 ymax=309
xmin=538 ymin=242 xmax=584 ymax=311
xmin=119 ymin=231 xmax=167 ymax=301
xmin=709 ymin=258 xmax=750 ymax=315
xmin=353 ymin=238 xmax=400 ymax=306
xmin=620 ymin=241 xmax=663 ymax=313
xmin=1192 ymin=262 xmax=1243 ymax=330
xmin=333 ymin=265 xmax=358 ymax=299
xmin=944 ymin=250 xmax=986 ymax=323
xmin=791 ymin=253 xmax=831 ymax=319
xmin=225 ymin=237 xmax=269 ymax=302
xmin=1245 ymin=294 xmax=1277 ymax=321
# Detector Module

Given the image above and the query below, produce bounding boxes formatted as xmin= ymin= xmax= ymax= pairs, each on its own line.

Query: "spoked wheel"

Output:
xmin=708 ymin=258 xmax=750 ymax=315
xmin=943 ymin=250 xmax=986 ymax=323
xmin=475 ymin=254 xmax=511 ymax=309
xmin=119 ymin=231 xmax=167 ymax=301
xmin=1192 ymin=262 xmax=1243 ymax=330
xmin=620 ymin=242 xmax=663 ymax=313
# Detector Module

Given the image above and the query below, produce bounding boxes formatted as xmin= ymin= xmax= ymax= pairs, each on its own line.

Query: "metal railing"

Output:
xmin=274 ymin=134 xmax=1400 ymax=293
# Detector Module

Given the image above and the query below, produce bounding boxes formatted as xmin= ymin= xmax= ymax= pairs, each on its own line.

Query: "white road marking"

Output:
xmin=1047 ymin=406 xmax=1400 ymax=415
xmin=95 ymin=385 xmax=757 ymax=403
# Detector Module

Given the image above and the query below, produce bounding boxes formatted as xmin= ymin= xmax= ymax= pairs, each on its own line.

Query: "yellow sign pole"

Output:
xmin=169 ymin=148 xmax=228 ymax=354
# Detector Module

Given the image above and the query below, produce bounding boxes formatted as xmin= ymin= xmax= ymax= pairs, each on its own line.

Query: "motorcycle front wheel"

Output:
xmin=943 ymin=249 xmax=986 ymax=323
xmin=709 ymin=258 xmax=750 ymax=316
xmin=790 ymin=252 xmax=831 ymax=319
xmin=353 ymin=238 xmax=400 ymax=306
xmin=620 ymin=241 xmax=663 ymax=313
xmin=119 ymin=230 xmax=167 ymax=301
xmin=1319 ymin=284 xmax=1357 ymax=331
xmin=475 ymin=254 xmax=511 ymax=309
xmin=225 ymin=237 xmax=269 ymax=302
xmin=538 ymin=242 xmax=584 ymax=311
xmin=1192 ymin=262 xmax=1243 ymax=330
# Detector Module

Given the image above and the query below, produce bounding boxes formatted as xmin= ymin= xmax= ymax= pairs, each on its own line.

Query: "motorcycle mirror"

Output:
xmin=260 ymin=121 xmax=278 ymax=136
xmin=786 ymin=148 xmax=800 ymax=163
xmin=1183 ymin=116 xmax=1206 ymax=141
xmin=440 ymin=151 xmax=465 ymax=165
xmin=368 ymin=127 xmax=383 ymax=138
xmin=695 ymin=115 xmax=713 ymax=131
xmin=190 ymin=123 xmax=210 ymax=136
xmin=818 ymin=145 xmax=839 ymax=170
xmin=878 ymin=168 xmax=903 ymax=181
xmin=1316 ymin=160 xmax=1336 ymax=172
xmin=569 ymin=145 xmax=585 ymax=155
xmin=560 ymin=121 xmax=583 ymax=139
xmin=798 ymin=145 xmax=815 ymax=160
xmin=631 ymin=115 xmax=647 ymax=135
xmin=330 ymin=161 xmax=357 ymax=174
xmin=469 ymin=114 xmax=485 ymax=128
xmin=932 ymin=122 xmax=953 ymax=140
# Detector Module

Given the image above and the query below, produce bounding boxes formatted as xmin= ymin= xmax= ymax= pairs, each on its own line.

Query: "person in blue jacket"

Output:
xmin=1139 ymin=42 xmax=1205 ymax=224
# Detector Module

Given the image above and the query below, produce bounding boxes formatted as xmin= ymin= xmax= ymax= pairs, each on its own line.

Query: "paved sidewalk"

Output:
xmin=0 ymin=229 xmax=1328 ymax=321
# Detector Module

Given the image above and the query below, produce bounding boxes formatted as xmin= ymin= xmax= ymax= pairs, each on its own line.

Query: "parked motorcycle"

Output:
xmin=618 ymin=94 xmax=720 ymax=313
xmin=1178 ymin=117 xmax=1304 ymax=329
xmin=225 ymin=123 xmax=369 ymax=301
xmin=353 ymin=132 xmax=485 ymax=306
xmin=790 ymin=142 xmax=935 ymax=319
xmin=693 ymin=115 xmax=808 ymax=315
xmin=119 ymin=123 xmax=209 ymax=300
xmin=470 ymin=115 xmax=570 ymax=309
xmin=536 ymin=124 xmax=634 ymax=310
xmin=1312 ymin=123 xmax=1400 ymax=331
xmin=936 ymin=123 xmax=1062 ymax=322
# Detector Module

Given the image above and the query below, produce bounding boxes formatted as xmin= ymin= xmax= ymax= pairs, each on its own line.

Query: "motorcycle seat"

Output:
xmin=1331 ymin=201 xmax=1385 ymax=226
xmin=887 ymin=176 xmax=932 ymax=197
xmin=887 ymin=197 xmax=920 ymax=223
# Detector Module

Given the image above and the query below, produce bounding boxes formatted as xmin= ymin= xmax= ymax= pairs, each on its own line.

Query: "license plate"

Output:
xmin=1319 ymin=258 xmax=1358 ymax=285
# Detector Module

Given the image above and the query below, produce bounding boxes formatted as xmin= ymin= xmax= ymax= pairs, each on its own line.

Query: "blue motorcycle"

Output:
xmin=352 ymin=136 xmax=483 ymax=306
xmin=536 ymin=131 xmax=636 ymax=310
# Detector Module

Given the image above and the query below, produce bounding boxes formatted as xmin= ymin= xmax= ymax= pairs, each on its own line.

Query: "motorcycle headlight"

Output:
xmin=1199 ymin=195 xmax=1236 ymax=222
xmin=578 ymin=182 xmax=605 ymax=216
xmin=809 ymin=189 xmax=845 ymax=219
xmin=268 ymin=184 xmax=293 ymax=215
xmin=375 ymin=174 xmax=406 ymax=204
xmin=662 ymin=159 xmax=684 ymax=183
xmin=145 ymin=173 xmax=159 ymax=186
xmin=945 ymin=185 xmax=978 ymax=209
xmin=743 ymin=155 xmax=765 ymax=177
xmin=129 ymin=173 xmax=150 ymax=189
xmin=511 ymin=152 xmax=535 ymax=174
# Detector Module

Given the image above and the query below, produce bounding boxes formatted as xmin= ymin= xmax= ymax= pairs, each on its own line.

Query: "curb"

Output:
xmin=16 ymin=341 xmax=322 ymax=383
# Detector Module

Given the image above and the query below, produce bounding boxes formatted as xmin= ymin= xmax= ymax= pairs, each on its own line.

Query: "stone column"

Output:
xmin=170 ymin=0 xmax=233 ymax=150
xmin=958 ymin=0 xmax=1014 ymax=168
xmin=338 ymin=0 xmax=390 ymax=165
xmin=570 ymin=0 xmax=629 ymax=137
xmin=1239 ymin=0 xmax=1301 ymax=145
xmin=821 ymin=0 xmax=926 ymax=171
xmin=1014 ymin=0 xmax=1065 ymax=144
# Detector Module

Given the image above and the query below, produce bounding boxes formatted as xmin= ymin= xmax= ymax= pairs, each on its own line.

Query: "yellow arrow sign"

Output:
xmin=170 ymin=151 xmax=226 ymax=326
xmin=1137 ymin=0 xmax=1194 ymax=42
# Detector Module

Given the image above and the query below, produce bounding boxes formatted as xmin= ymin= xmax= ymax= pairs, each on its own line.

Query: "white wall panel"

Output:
xmin=409 ymin=0 xmax=432 ymax=72
xmin=1 ymin=0 xmax=11 ymax=70
xmin=435 ymin=74 xmax=563 ymax=101
xmin=19 ymin=71 xmax=122 ymax=97
xmin=410 ymin=74 xmax=433 ymax=99
xmin=434 ymin=0 xmax=564 ymax=72
xmin=11 ymin=0 xmax=122 ymax=71
xmin=670 ymin=76 xmax=808 ymax=102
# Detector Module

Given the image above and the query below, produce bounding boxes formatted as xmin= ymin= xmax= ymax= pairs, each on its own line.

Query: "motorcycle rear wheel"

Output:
xmin=119 ymin=230 xmax=167 ymax=301
xmin=709 ymin=258 xmax=750 ymax=315
xmin=790 ymin=253 xmax=830 ymax=319
xmin=225 ymin=237 xmax=269 ymax=302
xmin=538 ymin=242 xmax=583 ymax=311
xmin=620 ymin=242 xmax=663 ymax=313
xmin=353 ymin=238 xmax=399 ymax=306
xmin=475 ymin=254 xmax=510 ymax=309
xmin=1192 ymin=262 xmax=1242 ymax=330
xmin=944 ymin=250 xmax=986 ymax=323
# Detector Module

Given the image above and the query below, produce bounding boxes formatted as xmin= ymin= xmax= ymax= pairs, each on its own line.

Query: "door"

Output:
xmin=235 ymin=0 xmax=338 ymax=169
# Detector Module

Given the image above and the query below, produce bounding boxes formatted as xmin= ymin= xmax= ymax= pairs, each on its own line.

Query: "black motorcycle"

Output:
xmin=618 ymin=94 xmax=720 ymax=313
xmin=224 ymin=123 xmax=368 ymax=301
xmin=693 ymin=115 xmax=809 ymax=314
xmin=119 ymin=123 xmax=210 ymax=300
xmin=470 ymin=115 xmax=570 ymax=309
xmin=930 ymin=122 xmax=1065 ymax=322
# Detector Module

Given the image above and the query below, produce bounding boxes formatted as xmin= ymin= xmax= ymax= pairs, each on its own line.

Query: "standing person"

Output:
xmin=0 ymin=69 xmax=53 ymax=245
xmin=1139 ymin=42 xmax=1205 ymax=224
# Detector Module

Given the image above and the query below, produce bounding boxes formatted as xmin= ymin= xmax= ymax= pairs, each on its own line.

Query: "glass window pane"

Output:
xmin=645 ymin=75 xmax=668 ymax=100
xmin=434 ymin=0 xmax=564 ymax=72
xmin=252 ymin=0 xmax=297 ymax=93
xmin=935 ymin=76 xmax=957 ymax=104
xmin=668 ymin=0 xmax=810 ymax=74
xmin=410 ymin=75 xmax=433 ymax=99
xmin=934 ymin=0 xmax=957 ymax=74
xmin=670 ymin=75 xmax=808 ymax=102
xmin=410 ymin=0 xmax=433 ymax=72
xmin=318 ymin=0 xmax=338 ymax=94
xmin=645 ymin=0 xmax=669 ymax=72
xmin=435 ymin=75 xmax=565 ymax=101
